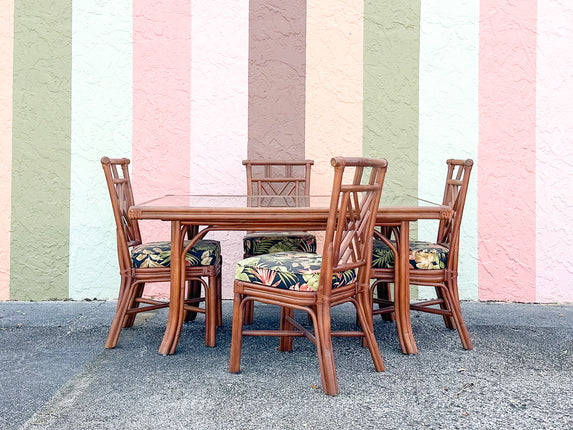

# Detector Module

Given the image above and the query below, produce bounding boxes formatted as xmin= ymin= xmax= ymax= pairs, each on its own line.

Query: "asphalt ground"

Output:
xmin=0 ymin=300 xmax=571 ymax=429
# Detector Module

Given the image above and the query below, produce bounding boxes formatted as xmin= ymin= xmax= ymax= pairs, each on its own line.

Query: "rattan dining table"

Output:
xmin=128 ymin=194 xmax=452 ymax=356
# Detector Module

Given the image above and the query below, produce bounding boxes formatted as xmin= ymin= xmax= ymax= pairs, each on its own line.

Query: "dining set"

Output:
xmin=101 ymin=155 xmax=474 ymax=396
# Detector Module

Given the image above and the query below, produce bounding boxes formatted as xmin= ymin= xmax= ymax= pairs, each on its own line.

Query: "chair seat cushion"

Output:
xmin=235 ymin=252 xmax=356 ymax=292
xmin=131 ymin=240 xmax=221 ymax=268
xmin=372 ymin=240 xmax=448 ymax=270
xmin=243 ymin=231 xmax=317 ymax=256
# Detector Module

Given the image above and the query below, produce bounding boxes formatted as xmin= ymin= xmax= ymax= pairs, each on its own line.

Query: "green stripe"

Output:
xmin=363 ymin=0 xmax=420 ymax=206
xmin=364 ymin=1 xmax=421 ymax=298
xmin=11 ymin=1 xmax=72 ymax=299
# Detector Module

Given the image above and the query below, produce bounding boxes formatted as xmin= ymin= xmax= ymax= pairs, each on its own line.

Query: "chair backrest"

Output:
xmin=243 ymin=159 xmax=314 ymax=207
xmin=436 ymin=159 xmax=473 ymax=268
xmin=319 ymin=157 xmax=388 ymax=297
xmin=101 ymin=157 xmax=142 ymax=271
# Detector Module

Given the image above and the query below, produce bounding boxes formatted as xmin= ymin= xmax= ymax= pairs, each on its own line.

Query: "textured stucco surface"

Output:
xmin=478 ymin=1 xmax=537 ymax=302
xmin=535 ymin=1 xmax=573 ymax=303
xmin=305 ymin=0 xmax=364 ymax=194
xmin=190 ymin=1 xmax=249 ymax=299
xmin=363 ymin=1 xmax=421 ymax=297
xmin=132 ymin=0 xmax=192 ymax=298
xmin=0 ymin=0 xmax=14 ymax=300
xmin=69 ymin=1 xmax=132 ymax=299
xmin=248 ymin=0 xmax=306 ymax=160
xmin=1 ymin=4 xmax=572 ymax=304
xmin=363 ymin=0 xmax=420 ymax=207
xmin=11 ymin=0 xmax=72 ymax=300
xmin=418 ymin=1 xmax=479 ymax=300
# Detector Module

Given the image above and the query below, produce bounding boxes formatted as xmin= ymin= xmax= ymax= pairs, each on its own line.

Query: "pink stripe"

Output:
xmin=133 ymin=1 xmax=191 ymax=298
xmin=0 ymin=0 xmax=14 ymax=300
xmin=132 ymin=0 xmax=191 ymax=240
xmin=478 ymin=1 xmax=537 ymax=301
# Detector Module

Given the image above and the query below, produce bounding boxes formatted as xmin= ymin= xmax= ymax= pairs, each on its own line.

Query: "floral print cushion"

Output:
xmin=372 ymin=240 xmax=449 ymax=270
xmin=235 ymin=252 xmax=356 ymax=292
xmin=243 ymin=231 xmax=317 ymax=256
xmin=131 ymin=240 xmax=221 ymax=268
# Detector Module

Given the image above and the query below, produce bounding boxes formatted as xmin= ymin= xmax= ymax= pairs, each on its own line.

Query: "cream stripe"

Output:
xmin=0 ymin=0 xmax=14 ymax=299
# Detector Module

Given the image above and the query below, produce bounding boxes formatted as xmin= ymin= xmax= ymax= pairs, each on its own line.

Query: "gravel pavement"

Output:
xmin=1 ymin=300 xmax=571 ymax=429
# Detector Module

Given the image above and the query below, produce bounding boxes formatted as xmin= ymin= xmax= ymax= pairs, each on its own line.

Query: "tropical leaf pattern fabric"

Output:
xmin=235 ymin=252 xmax=356 ymax=291
xmin=243 ymin=231 xmax=317 ymax=256
xmin=131 ymin=240 xmax=221 ymax=268
xmin=372 ymin=240 xmax=448 ymax=270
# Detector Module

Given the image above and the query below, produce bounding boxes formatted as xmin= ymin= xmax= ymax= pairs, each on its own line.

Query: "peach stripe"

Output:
xmin=0 ymin=1 xmax=14 ymax=300
xmin=478 ymin=1 xmax=537 ymax=301
xmin=305 ymin=1 xmax=364 ymax=194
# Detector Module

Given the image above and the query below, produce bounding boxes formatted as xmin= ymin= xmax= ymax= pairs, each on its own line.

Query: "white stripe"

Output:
xmin=69 ymin=0 xmax=132 ymax=299
xmin=536 ymin=1 xmax=573 ymax=302
xmin=190 ymin=1 xmax=249 ymax=299
xmin=418 ymin=0 xmax=479 ymax=300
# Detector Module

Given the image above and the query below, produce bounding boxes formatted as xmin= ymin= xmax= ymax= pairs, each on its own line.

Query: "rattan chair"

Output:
xmin=230 ymin=157 xmax=388 ymax=396
xmin=101 ymin=157 xmax=222 ymax=349
xmin=371 ymin=159 xmax=473 ymax=350
xmin=241 ymin=160 xmax=317 ymax=324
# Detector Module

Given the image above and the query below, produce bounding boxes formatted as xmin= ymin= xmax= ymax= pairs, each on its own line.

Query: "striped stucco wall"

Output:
xmin=0 ymin=0 xmax=14 ymax=301
xmin=418 ymin=1 xmax=479 ymax=300
xmin=478 ymin=1 xmax=537 ymax=302
xmin=1 ymin=2 xmax=572 ymax=303
xmin=188 ymin=0 xmax=249 ymax=297
xmin=69 ymin=0 xmax=132 ymax=299
xmin=535 ymin=1 xmax=573 ymax=303
xmin=306 ymin=0 xmax=364 ymax=195
xmin=11 ymin=1 xmax=72 ymax=300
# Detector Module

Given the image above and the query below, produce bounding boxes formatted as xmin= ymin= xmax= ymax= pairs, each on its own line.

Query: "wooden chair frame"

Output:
xmin=101 ymin=157 xmax=222 ymax=349
xmin=243 ymin=159 xmax=314 ymax=206
xmin=242 ymin=159 xmax=315 ymax=324
xmin=230 ymin=157 xmax=388 ymax=396
xmin=371 ymin=159 xmax=474 ymax=350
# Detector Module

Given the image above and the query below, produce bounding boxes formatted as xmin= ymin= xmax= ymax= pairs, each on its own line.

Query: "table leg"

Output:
xmin=159 ymin=220 xmax=184 ymax=355
xmin=394 ymin=220 xmax=418 ymax=354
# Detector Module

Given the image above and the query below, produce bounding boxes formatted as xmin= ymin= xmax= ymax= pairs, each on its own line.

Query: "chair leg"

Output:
xmin=355 ymin=295 xmax=385 ymax=372
xmin=314 ymin=304 xmax=338 ymax=396
xmin=216 ymin=272 xmax=223 ymax=327
xmin=445 ymin=279 xmax=473 ymax=350
xmin=116 ymin=276 xmax=128 ymax=312
xmin=124 ymin=282 xmax=144 ymax=328
xmin=434 ymin=286 xmax=455 ymax=329
xmin=279 ymin=306 xmax=294 ymax=352
xmin=229 ymin=291 xmax=245 ymax=373
xmin=204 ymin=274 xmax=217 ymax=347
xmin=244 ymin=301 xmax=254 ymax=325
xmin=376 ymin=283 xmax=394 ymax=322
xmin=184 ymin=280 xmax=202 ymax=322
xmin=106 ymin=279 xmax=138 ymax=348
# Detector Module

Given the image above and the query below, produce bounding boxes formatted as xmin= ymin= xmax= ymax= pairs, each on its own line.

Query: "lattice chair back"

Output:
xmin=101 ymin=157 xmax=142 ymax=271
xmin=320 ymin=157 xmax=388 ymax=296
xmin=436 ymin=159 xmax=473 ymax=256
xmin=243 ymin=160 xmax=313 ymax=207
